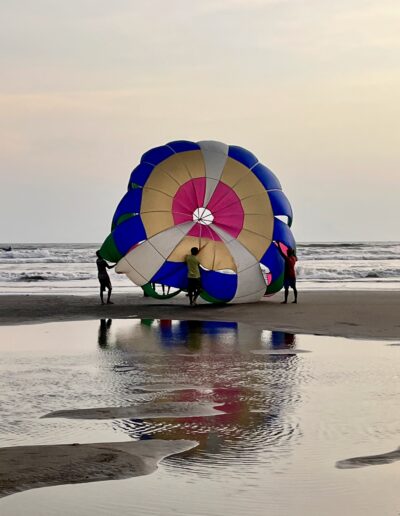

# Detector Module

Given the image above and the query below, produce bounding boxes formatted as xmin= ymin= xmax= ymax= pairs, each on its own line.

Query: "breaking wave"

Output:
xmin=0 ymin=242 xmax=399 ymax=288
xmin=0 ymin=271 xmax=94 ymax=282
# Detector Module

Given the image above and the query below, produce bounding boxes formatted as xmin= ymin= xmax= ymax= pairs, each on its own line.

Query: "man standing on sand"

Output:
xmin=185 ymin=247 xmax=201 ymax=306
xmin=96 ymin=251 xmax=115 ymax=305
xmin=275 ymin=241 xmax=298 ymax=304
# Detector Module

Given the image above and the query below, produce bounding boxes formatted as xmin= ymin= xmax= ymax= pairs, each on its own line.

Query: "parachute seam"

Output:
xmin=210 ymin=191 xmax=269 ymax=216
xmin=213 ymin=226 xmax=264 ymax=274
xmin=240 ymin=227 xmax=272 ymax=241
xmin=228 ymin=167 xmax=253 ymax=191
xmin=142 ymin=186 xmax=174 ymax=198
xmin=146 ymin=223 xmax=194 ymax=261
xmin=141 ymin=209 xmax=192 ymax=219
xmin=248 ymin=162 xmax=282 ymax=191
xmin=181 ymin=155 xmax=198 ymax=181
xmin=155 ymin=164 xmax=183 ymax=187
xmin=146 ymin=221 xmax=196 ymax=260
xmin=205 ymin=224 xmax=219 ymax=271
xmin=165 ymin=144 xmax=177 ymax=154
xmin=188 ymin=175 xmax=204 ymax=208
xmin=120 ymin=253 xmax=149 ymax=284
xmin=140 ymin=209 xmax=174 ymax=214
xmin=159 ymin=222 xmax=195 ymax=263
xmin=202 ymin=153 xmax=228 ymax=206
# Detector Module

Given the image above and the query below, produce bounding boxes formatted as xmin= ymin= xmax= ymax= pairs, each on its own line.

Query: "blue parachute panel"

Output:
xmin=112 ymin=189 xmax=143 ymax=227
xmin=151 ymin=261 xmax=188 ymax=289
xmin=228 ymin=145 xmax=258 ymax=169
xmin=260 ymin=243 xmax=285 ymax=280
xmin=158 ymin=321 xmax=194 ymax=347
xmin=201 ymin=321 xmax=237 ymax=333
xmin=113 ymin=216 xmax=146 ymax=256
xmin=141 ymin=145 xmax=175 ymax=166
xmin=200 ymin=270 xmax=237 ymax=302
xmin=268 ymin=190 xmax=293 ymax=226
xmin=166 ymin=140 xmax=200 ymax=153
xmin=129 ymin=162 xmax=154 ymax=188
xmin=252 ymin=163 xmax=281 ymax=191
xmin=164 ymin=321 xmax=237 ymax=345
xmin=273 ymin=218 xmax=296 ymax=250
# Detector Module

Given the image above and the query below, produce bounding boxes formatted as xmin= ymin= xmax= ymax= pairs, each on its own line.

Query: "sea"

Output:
xmin=0 ymin=242 xmax=400 ymax=295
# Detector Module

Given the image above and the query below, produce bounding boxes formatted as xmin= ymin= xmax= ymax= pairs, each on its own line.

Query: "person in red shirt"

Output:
xmin=275 ymin=241 xmax=298 ymax=304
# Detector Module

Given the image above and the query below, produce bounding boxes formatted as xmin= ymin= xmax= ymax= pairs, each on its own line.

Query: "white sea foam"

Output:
xmin=0 ymin=242 xmax=399 ymax=293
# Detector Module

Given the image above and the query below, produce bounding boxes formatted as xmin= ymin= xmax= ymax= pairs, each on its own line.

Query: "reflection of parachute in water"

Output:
xmin=107 ymin=319 xmax=301 ymax=464
xmin=100 ymin=140 xmax=295 ymax=303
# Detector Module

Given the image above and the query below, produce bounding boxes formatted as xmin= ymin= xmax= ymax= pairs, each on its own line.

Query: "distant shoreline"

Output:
xmin=1 ymin=291 xmax=399 ymax=340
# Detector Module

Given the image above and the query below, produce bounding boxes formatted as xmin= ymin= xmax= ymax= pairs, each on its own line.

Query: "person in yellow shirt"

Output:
xmin=185 ymin=247 xmax=201 ymax=306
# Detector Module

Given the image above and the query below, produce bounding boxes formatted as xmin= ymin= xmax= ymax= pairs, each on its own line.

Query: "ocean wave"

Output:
xmin=0 ymin=248 xmax=97 ymax=264
xmin=0 ymin=258 xmax=95 ymax=264
xmin=298 ymin=242 xmax=400 ymax=248
xmin=0 ymin=271 xmax=94 ymax=282
xmin=297 ymin=264 xmax=400 ymax=280
xmin=299 ymin=254 xmax=400 ymax=261
xmin=0 ymin=243 xmax=400 ymax=285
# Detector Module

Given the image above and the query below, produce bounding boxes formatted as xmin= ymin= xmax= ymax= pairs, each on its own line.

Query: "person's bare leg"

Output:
xmin=100 ymin=287 xmax=105 ymax=305
xmin=292 ymin=286 xmax=298 ymax=303
xmin=281 ymin=287 xmax=288 ymax=304
xmin=107 ymin=287 xmax=113 ymax=304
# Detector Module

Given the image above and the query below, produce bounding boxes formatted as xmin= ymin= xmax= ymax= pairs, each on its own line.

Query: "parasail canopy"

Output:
xmin=100 ymin=140 xmax=295 ymax=303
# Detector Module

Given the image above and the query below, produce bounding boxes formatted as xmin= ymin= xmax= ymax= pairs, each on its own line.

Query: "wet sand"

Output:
xmin=0 ymin=439 xmax=197 ymax=499
xmin=336 ymin=446 xmax=400 ymax=469
xmin=0 ymin=290 xmax=399 ymax=339
xmin=42 ymin=401 xmax=226 ymax=420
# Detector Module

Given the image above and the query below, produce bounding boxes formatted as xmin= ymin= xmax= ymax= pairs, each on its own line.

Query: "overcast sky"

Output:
xmin=1 ymin=0 xmax=399 ymax=243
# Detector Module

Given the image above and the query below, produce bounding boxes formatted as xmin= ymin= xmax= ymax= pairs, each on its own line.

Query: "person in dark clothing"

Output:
xmin=275 ymin=241 xmax=298 ymax=304
xmin=96 ymin=251 xmax=115 ymax=305
xmin=185 ymin=247 xmax=201 ymax=306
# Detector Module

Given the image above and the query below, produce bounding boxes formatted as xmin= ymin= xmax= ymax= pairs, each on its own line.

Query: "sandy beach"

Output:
xmin=0 ymin=290 xmax=399 ymax=339
xmin=1 ymin=296 xmax=400 ymax=514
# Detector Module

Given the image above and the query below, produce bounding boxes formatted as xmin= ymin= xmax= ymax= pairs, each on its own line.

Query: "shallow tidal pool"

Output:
xmin=0 ymin=319 xmax=399 ymax=515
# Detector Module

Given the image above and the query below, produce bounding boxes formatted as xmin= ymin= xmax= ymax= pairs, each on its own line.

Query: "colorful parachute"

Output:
xmin=100 ymin=140 xmax=295 ymax=303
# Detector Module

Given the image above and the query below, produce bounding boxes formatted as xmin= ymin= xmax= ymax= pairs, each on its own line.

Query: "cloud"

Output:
xmin=1 ymin=0 xmax=399 ymax=240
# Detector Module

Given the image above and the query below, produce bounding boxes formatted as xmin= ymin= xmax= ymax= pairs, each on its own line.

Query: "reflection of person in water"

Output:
xmin=186 ymin=321 xmax=202 ymax=350
xmin=98 ymin=319 xmax=112 ymax=347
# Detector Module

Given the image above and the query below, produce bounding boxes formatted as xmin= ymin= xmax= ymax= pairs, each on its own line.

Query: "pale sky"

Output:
xmin=1 ymin=0 xmax=399 ymax=243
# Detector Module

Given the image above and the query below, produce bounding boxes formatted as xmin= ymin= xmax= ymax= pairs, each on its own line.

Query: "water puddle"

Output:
xmin=0 ymin=319 xmax=399 ymax=515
